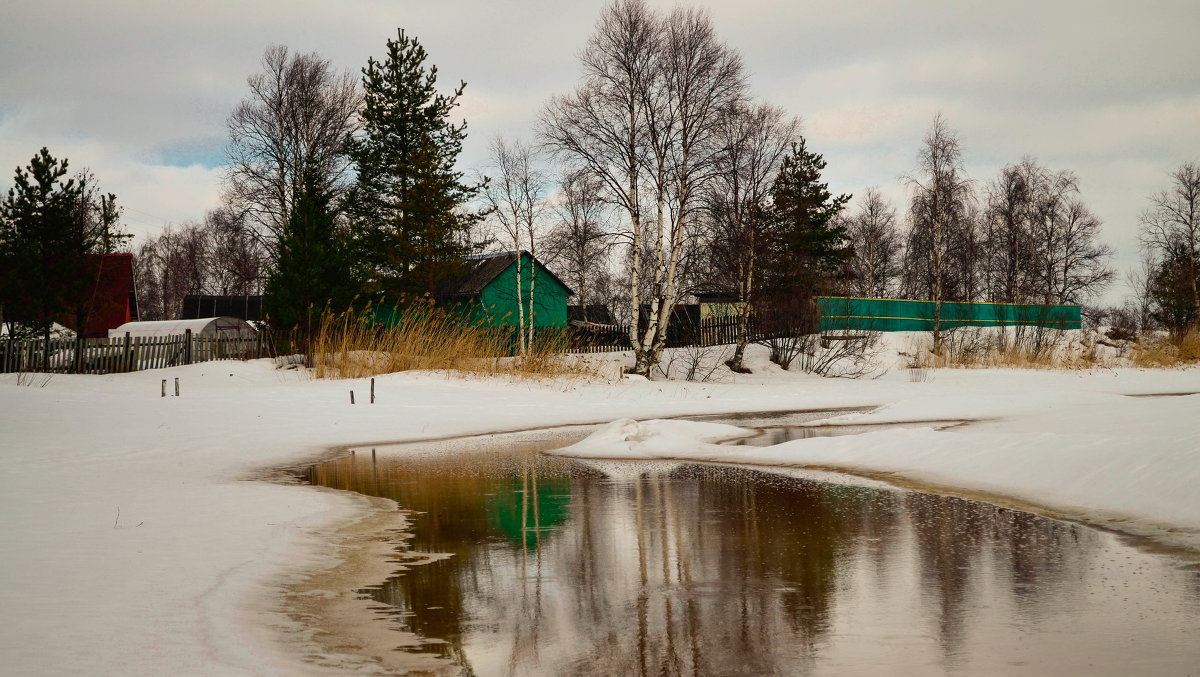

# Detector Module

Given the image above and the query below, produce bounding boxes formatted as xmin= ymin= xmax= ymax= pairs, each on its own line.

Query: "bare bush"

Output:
xmin=655 ymin=344 xmax=731 ymax=382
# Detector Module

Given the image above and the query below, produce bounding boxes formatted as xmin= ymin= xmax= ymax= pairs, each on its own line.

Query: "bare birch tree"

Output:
xmin=1052 ymin=198 xmax=1113 ymax=303
xmin=224 ymin=45 xmax=360 ymax=263
xmin=542 ymin=169 xmax=613 ymax=322
xmin=541 ymin=0 xmax=745 ymax=377
xmin=1139 ymin=161 xmax=1200 ymax=326
xmin=982 ymin=158 xmax=1112 ymax=305
xmin=482 ymin=137 xmax=548 ymax=353
xmin=704 ymin=101 xmax=798 ymax=371
xmin=903 ymin=114 xmax=973 ymax=350
xmin=845 ymin=187 xmax=902 ymax=298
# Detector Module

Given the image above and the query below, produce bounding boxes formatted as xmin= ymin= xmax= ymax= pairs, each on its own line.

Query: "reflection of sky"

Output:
xmin=311 ymin=443 xmax=1200 ymax=676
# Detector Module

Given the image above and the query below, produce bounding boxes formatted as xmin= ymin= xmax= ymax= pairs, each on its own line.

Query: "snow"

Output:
xmin=1 ymin=343 xmax=1199 ymax=674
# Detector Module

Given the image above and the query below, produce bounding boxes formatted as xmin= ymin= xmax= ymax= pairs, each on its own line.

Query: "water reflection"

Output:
xmin=306 ymin=443 xmax=1200 ymax=676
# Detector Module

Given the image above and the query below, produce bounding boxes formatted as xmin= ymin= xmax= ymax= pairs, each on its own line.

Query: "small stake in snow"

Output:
xmin=161 ymin=380 xmax=166 ymax=397
xmin=350 ymin=390 xmax=355 ymax=404
xmin=174 ymin=378 xmax=180 ymax=397
xmin=371 ymin=378 xmax=375 ymax=404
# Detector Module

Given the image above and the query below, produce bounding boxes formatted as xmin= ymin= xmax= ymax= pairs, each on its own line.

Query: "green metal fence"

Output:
xmin=817 ymin=297 xmax=1081 ymax=332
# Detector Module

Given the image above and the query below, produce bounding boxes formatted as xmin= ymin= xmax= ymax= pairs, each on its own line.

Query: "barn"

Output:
xmin=439 ymin=251 xmax=573 ymax=331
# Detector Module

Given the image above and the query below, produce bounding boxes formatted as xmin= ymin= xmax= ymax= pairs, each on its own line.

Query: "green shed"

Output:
xmin=440 ymin=251 xmax=573 ymax=331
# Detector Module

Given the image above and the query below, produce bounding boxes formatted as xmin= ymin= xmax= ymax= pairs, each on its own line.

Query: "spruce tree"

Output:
xmin=0 ymin=148 xmax=86 ymax=344
xmin=347 ymin=29 xmax=481 ymax=300
xmin=265 ymin=170 xmax=358 ymax=346
xmin=760 ymin=138 xmax=852 ymax=298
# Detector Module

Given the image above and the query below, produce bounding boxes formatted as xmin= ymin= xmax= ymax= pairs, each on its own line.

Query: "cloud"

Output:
xmin=3 ymin=0 xmax=1196 ymax=306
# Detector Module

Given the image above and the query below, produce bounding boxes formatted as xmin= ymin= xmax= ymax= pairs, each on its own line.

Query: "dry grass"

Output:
xmin=301 ymin=305 xmax=601 ymax=382
xmin=905 ymin=325 xmax=1200 ymax=371
xmin=906 ymin=327 xmax=1098 ymax=370
xmin=1128 ymin=327 xmax=1200 ymax=368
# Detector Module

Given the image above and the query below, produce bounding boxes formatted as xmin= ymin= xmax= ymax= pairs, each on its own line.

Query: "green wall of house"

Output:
xmin=467 ymin=254 xmax=570 ymax=329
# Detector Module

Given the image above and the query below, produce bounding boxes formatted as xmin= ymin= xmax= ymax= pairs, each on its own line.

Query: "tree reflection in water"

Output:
xmin=306 ymin=442 xmax=1200 ymax=676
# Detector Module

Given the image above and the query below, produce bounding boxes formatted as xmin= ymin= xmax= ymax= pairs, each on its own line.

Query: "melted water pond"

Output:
xmin=306 ymin=433 xmax=1200 ymax=676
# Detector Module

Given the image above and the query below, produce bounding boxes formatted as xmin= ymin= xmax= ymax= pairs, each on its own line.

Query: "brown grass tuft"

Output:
xmin=1128 ymin=327 xmax=1200 ymax=368
xmin=302 ymin=304 xmax=601 ymax=382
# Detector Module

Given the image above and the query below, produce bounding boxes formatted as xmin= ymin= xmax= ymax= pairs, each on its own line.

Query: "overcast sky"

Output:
xmin=3 ymin=0 xmax=1198 ymax=302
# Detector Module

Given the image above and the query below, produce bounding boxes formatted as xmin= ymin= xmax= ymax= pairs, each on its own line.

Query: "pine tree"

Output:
xmin=347 ymin=29 xmax=481 ymax=300
xmin=761 ymin=138 xmax=852 ymax=298
xmin=0 ymin=148 xmax=86 ymax=343
xmin=265 ymin=170 xmax=359 ymax=346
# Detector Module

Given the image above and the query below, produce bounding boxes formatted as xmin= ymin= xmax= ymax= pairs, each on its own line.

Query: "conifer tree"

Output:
xmin=347 ymin=29 xmax=481 ymax=300
xmin=0 ymin=148 xmax=86 ymax=344
xmin=760 ymin=138 xmax=852 ymax=299
xmin=265 ymin=170 xmax=358 ymax=346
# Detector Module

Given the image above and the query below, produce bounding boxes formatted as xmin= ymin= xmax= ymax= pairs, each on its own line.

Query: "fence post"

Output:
xmin=185 ymin=329 xmax=192 ymax=365
xmin=122 ymin=332 xmax=132 ymax=372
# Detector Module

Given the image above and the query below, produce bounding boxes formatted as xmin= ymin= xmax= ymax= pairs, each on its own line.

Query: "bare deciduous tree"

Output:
xmin=224 ymin=45 xmax=360 ymax=263
xmin=542 ymin=169 xmax=614 ymax=322
xmin=1053 ymin=198 xmax=1113 ymax=303
xmin=541 ymin=0 xmax=746 ymax=377
xmin=132 ymin=211 xmax=266 ymax=320
xmin=982 ymin=158 xmax=1112 ymax=305
xmin=903 ymin=114 xmax=974 ymax=349
xmin=481 ymin=137 xmax=548 ymax=353
xmin=704 ymin=101 xmax=798 ymax=372
xmin=1139 ymin=161 xmax=1200 ymax=325
xmin=845 ymin=187 xmax=902 ymax=299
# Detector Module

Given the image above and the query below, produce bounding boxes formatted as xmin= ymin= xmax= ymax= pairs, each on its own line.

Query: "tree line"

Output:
xmin=4 ymin=0 xmax=1197 ymax=374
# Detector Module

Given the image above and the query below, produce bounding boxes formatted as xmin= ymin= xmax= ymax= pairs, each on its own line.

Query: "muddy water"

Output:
xmin=305 ymin=433 xmax=1200 ymax=676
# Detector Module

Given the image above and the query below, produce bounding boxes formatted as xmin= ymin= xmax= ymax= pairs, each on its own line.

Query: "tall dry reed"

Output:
xmin=1128 ymin=327 xmax=1200 ymax=368
xmin=303 ymin=304 xmax=598 ymax=382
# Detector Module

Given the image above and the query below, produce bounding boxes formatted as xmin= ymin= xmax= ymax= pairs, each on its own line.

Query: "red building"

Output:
xmin=64 ymin=253 xmax=139 ymax=338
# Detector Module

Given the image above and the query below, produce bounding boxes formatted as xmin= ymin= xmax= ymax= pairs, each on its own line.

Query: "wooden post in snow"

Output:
xmin=370 ymin=378 xmax=375 ymax=404
xmin=161 ymin=379 xmax=166 ymax=397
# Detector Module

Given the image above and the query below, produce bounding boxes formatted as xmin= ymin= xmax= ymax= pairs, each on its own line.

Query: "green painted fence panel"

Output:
xmin=817 ymin=297 xmax=1081 ymax=332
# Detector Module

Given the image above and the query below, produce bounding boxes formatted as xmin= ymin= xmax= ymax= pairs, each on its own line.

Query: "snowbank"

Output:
xmin=549 ymin=418 xmax=752 ymax=459
xmin=552 ymin=381 xmax=1200 ymax=548
xmin=1 ymin=344 xmax=1198 ymax=674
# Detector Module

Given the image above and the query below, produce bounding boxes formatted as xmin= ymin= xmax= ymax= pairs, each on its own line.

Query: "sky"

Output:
xmin=2 ymin=0 xmax=1198 ymax=303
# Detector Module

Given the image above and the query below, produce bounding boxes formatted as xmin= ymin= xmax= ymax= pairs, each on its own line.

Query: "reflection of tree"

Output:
xmin=907 ymin=493 xmax=1100 ymax=665
xmin=306 ymin=449 xmax=1106 ymax=675
xmin=306 ymin=448 xmax=578 ymax=669
xmin=909 ymin=493 xmax=987 ymax=663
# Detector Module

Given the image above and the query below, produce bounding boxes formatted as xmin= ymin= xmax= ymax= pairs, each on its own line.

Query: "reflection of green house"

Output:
xmin=440 ymin=251 xmax=573 ymax=331
xmin=486 ymin=475 xmax=572 ymax=549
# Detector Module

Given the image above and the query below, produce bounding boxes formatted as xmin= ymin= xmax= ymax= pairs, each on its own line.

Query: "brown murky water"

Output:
xmin=305 ymin=432 xmax=1200 ymax=676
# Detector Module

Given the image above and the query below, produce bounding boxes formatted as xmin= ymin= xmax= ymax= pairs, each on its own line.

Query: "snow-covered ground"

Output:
xmin=1 ymin=341 xmax=1198 ymax=675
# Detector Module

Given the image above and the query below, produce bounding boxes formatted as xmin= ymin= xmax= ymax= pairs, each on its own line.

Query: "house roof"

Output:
xmin=440 ymin=251 xmax=574 ymax=298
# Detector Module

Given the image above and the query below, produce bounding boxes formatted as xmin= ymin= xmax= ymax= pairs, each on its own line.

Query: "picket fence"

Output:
xmin=0 ymin=330 xmax=268 ymax=375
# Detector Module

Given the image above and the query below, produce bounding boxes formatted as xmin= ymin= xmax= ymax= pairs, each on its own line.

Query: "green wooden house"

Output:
xmin=440 ymin=251 xmax=573 ymax=332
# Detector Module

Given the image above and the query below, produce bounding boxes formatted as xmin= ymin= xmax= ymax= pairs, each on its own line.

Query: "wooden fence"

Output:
xmin=0 ymin=330 xmax=268 ymax=375
xmin=568 ymin=316 xmax=762 ymax=353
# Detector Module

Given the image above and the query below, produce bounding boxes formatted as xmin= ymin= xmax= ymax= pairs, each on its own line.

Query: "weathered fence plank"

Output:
xmin=0 ymin=331 xmax=267 ymax=375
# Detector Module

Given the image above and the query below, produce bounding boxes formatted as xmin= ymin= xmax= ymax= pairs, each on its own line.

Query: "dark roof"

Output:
xmin=182 ymin=295 xmax=264 ymax=322
xmin=439 ymin=251 xmax=574 ymax=298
